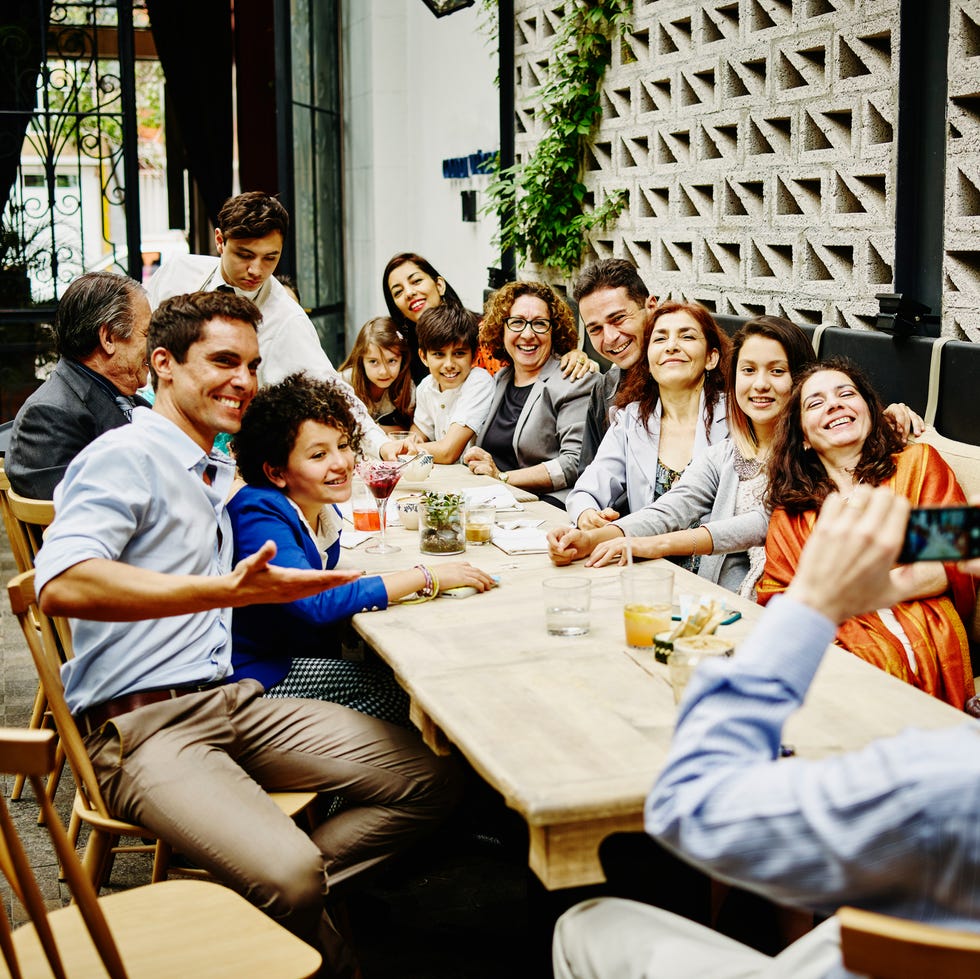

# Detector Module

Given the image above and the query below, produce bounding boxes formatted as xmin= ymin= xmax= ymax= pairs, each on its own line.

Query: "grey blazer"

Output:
xmin=6 ymin=358 xmax=129 ymax=498
xmin=476 ymin=357 xmax=600 ymax=502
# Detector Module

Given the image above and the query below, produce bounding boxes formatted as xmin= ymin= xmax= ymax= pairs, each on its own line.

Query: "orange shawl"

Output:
xmin=757 ymin=443 xmax=976 ymax=709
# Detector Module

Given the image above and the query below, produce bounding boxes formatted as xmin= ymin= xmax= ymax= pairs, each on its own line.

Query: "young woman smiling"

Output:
xmin=550 ymin=317 xmax=813 ymax=596
xmin=759 ymin=357 xmax=975 ymax=709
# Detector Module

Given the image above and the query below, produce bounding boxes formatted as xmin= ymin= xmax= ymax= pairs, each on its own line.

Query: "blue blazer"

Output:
xmin=227 ymin=485 xmax=389 ymax=689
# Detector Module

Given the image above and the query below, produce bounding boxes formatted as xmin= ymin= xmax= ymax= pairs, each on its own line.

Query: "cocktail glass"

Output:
xmin=355 ymin=460 xmax=403 ymax=554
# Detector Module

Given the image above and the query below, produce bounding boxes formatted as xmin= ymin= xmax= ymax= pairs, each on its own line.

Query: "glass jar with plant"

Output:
xmin=418 ymin=491 xmax=466 ymax=556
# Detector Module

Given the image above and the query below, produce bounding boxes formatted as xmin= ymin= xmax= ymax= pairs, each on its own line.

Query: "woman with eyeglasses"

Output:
xmin=382 ymin=251 xmax=598 ymax=383
xmin=463 ymin=281 xmax=600 ymax=505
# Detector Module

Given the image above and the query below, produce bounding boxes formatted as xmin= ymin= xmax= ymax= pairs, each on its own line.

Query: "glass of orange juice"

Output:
xmin=621 ymin=566 xmax=674 ymax=649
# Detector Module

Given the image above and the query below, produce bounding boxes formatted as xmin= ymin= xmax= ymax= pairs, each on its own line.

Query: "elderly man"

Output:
xmin=145 ymin=190 xmax=400 ymax=459
xmin=553 ymin=486 xmax=980 ymax=978
xmin=6 ymin=271 xmax=151 ymax=498
xmin=35 ymin=290 xmax=459 ymax=974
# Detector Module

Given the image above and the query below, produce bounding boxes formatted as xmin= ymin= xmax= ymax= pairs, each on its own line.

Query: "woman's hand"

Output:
xmin=883 ymin=402 xmax=925 ymax=444
xmin=463 ymin=446 xmax=500 ymax=479
xmin=558 ymin=348 xmax=600 ymax=380
xmin=577 ymin=507 xmax=620 ymax=530
xmin=547 ymin=526 xmax=594 ymax=566
xmin=586 ymin=536 xmax=661 ymax=567
xmin=433 ymin=562 xmax=497 ymax=593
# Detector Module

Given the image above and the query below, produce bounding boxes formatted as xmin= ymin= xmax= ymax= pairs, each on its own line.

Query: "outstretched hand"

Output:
xmin=786 ymin=487 xmax=909 ymax=624
xmin=228 ymin=540 xmax=362 ymax=607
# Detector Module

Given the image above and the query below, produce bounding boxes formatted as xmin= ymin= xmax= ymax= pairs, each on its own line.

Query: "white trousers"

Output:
xmin=553 ymin=898 xmax=858 ymax=979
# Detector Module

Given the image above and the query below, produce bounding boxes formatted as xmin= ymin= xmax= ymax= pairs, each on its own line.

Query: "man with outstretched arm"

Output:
xmin=554 ymin=486 xmax=980 ymax=978
xmin=35 ymin=291 xmax=459 ymax=976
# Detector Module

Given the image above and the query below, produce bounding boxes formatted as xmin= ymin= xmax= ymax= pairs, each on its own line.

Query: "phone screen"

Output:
xmin=899 ymin=505 xmax=980 ymax=563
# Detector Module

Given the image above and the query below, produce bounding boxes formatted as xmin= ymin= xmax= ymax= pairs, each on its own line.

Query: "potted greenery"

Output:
xmin=418 ymin=491 xmax=465 ymax=555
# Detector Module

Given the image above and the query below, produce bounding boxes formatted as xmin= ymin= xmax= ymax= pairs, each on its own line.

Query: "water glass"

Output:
xmin=543 ymin=577 xmax=591 ymax=637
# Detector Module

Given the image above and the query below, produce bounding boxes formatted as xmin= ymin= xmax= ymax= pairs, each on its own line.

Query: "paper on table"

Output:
xmin=462 ymin=485 xmax=524 ymax=511
xmin=492 ymin=520 xmax=549 ymax=554
xmin=339 ymin=529 xmax=375 ymax=549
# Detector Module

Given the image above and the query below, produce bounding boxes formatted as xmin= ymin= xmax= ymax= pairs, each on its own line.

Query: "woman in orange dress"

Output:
xmin=758 ymin=357 xmax=975 ymax=709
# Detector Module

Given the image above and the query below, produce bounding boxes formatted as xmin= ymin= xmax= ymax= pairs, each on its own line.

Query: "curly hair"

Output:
xmin=765 ymin=356 xmax=902 ymax=515
xmin=726 ymin=316 xmax=816 ymax=458
xmin=338 ymin=317 xmax=414 ymax=419
xmin=479 ymin=280 xmax=578 ymax=365
xmin=614 ymin=301 xmax=730 ymax=435
xmin=233 ymin=372 xmax=363 ymax=488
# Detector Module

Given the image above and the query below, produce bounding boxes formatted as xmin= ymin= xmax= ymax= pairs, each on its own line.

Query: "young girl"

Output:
xmin=339 ymin=316 xmax=416 ymax=432
xmin=228 ymin=372 xmax=494 ymax=723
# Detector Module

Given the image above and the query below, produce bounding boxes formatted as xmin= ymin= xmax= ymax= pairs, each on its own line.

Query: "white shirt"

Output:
xmin=145 ymin=255 xmax=388 ymax=457
xmin=414 ymin=366 xmax=494 ymax=446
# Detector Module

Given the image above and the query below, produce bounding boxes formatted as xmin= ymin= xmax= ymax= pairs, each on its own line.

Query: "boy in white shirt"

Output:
xmin=409 ymin=305 xmax=494 ymax=463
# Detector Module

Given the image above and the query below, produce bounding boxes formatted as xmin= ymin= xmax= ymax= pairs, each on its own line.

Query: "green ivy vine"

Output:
xmin=486 ymin=0 xmax=633 ymax=276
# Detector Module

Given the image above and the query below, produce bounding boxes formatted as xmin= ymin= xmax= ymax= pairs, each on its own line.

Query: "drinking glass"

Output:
xmin=542 ymin=577 xmax=591 ymax=636
xmin=355 ymin=460 xmax=403 ymax=554
xmin=621 ymin=566 xmax=674 ymax=649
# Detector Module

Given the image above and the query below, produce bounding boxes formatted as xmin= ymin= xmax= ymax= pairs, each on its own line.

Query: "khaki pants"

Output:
xmin=83 ymin=679 xmax=459 ymax=954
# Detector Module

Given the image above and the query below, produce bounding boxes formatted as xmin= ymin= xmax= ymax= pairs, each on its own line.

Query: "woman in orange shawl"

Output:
xmin=758 ymin=357 xmax=975 ymax=709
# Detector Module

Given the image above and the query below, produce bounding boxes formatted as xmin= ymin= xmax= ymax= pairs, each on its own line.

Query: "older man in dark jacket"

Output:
xmin=6 ymin=271 xmax=151 ymax=498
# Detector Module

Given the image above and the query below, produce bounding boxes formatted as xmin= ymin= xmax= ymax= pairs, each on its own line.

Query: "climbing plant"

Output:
xmin=486 ymin=0 xmax=633 ymax=276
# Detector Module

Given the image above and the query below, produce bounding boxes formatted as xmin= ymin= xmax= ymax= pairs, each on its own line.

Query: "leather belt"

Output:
xmin=76 ymin=682 xmax=223 ymax=736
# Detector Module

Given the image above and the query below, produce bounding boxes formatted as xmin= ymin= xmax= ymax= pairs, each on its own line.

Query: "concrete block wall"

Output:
xmin=945 ymin=1 xmax=980 ymax=340
xmin=513 ymin=0 xmax=976 ymax=339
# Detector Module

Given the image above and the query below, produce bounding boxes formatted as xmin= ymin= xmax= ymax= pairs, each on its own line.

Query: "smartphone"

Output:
xmin=899 ymin=505 xmax=980 ymax=563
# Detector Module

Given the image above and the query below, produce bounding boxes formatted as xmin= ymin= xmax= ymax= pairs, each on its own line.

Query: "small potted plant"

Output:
xmin=418 ymin=491 xmax=465 ymax=555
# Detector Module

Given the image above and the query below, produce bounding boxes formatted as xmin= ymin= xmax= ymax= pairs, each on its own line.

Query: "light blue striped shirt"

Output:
xmin=35 ymin=408 xmax=237 ymax=713
xmin=646 ymin=594 xmax=980 ymax=940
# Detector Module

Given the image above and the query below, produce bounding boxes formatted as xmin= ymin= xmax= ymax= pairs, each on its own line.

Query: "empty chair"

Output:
xmin=0 ymin=727 xmax=322 ymax=978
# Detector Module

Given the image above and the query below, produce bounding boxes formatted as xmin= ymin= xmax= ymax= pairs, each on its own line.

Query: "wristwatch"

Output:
xmin=498 ymin=471 xmax=510 ymax=483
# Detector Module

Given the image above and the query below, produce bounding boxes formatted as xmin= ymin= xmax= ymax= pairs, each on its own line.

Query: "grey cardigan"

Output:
xmin=476 ymin=357 xmax=600 ymax=502
xmin=614 ymin=439 xmax=769 ymax=592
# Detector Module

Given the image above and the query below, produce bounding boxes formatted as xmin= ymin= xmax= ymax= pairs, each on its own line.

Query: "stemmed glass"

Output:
xmin=355 ymin=460 xmax=403 ymax=554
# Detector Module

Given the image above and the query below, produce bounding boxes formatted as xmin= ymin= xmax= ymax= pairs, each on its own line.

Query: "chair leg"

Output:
xmin=10 ymin=681 xmax=47 ymax=800
xmin=79 ymin=827 xmax=115 ymax=896
xmin=59 ymin=806 xmax=83 ymax=881
xmin=151 ymin=839 xmax=173 ymax=882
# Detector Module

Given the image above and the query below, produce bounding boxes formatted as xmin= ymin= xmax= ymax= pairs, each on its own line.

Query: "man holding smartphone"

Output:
xmin=554 ymin=488 xmax=980 ymax=978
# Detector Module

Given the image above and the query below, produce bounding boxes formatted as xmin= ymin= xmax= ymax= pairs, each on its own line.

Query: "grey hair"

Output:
xmin=55 ymin=271 xmax=147 ymax=359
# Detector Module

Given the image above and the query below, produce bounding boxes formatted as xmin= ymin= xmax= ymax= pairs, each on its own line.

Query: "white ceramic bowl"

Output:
xmin=400 ymin=452 xmax=433 ymax=483
xmin=397 ymin=495 xmax=421 ymax=530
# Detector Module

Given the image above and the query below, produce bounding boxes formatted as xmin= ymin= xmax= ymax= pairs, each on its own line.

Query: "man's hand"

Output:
xmin=227 ymin=540 xmax=362 ymax=607
xmin=558 ymin=349 xmax=600 ymax=380
xmin=883 ymin=402 xmax=925 ymax=443
xmin=786 ymin=486 xmax=909 ymax=624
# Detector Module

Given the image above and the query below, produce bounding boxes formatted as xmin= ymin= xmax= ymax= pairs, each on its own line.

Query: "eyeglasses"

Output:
xmin=504 ymin=317 xmax=552 ymax=335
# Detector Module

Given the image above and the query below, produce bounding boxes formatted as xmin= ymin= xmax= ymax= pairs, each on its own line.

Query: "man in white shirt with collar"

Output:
xmin=146 ymin=191 xmax=399 ymax=459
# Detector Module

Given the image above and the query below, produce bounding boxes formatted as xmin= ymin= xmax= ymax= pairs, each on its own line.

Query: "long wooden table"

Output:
xmin=348 ymin=466 xmax=967 ymax=890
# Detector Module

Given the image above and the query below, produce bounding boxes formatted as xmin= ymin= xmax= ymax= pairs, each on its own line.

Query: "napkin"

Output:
xmin=492 ymin=519 xmax=548 ymax=554
xmin=339 ymin=529 xmax=376 ymax=549
xmin=462 ymin=485 xmax=524 ymax=511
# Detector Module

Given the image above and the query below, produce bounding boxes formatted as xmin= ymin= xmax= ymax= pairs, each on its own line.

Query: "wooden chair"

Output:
xmin=838 ymin=906 xmax=980 ymax=979
xmin=0 ymin=727 xmax=322 ymax=979
xmin=7 ymin=569 xmax=318 ymax=890
xmin=1 ymin=480 xmax=62 ymax=808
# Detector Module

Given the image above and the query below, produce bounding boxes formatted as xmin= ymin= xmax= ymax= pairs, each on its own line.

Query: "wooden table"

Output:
xmin=348 ymin=466 xmax=968 ymax=890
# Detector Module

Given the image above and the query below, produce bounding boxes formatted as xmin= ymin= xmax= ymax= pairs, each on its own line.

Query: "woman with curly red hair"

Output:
xmin=463 ymin=281 xmax=600 ymax=505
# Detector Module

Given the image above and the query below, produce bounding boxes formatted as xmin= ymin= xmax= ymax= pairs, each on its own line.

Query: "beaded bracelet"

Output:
xmin=690 ymin=529 xmax=700 ymax=557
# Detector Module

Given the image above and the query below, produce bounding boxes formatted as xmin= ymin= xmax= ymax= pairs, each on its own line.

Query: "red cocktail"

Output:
xmin=355 ymin=460 xmax=403 ymax=554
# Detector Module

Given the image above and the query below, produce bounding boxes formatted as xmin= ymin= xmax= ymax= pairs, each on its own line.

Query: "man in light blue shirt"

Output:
xmin=554 ymin=487 xmax=980 ymax=978
xmin=35 ymin=290 xmax=459 ymax=975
